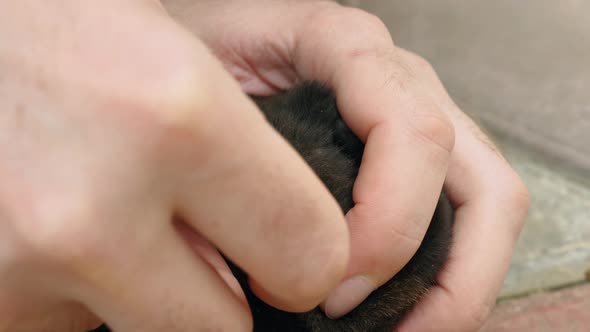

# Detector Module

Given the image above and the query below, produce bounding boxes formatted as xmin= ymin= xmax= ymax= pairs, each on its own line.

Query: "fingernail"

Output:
xmin=321 ymin=276 xmax=376 ymax=319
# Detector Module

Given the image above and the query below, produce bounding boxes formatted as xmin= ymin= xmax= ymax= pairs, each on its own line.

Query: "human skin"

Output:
xmin=0 ymin=1 xmax=529 ymax=332
xmin=164 ymin=1 xmax=529 ymax=331
xmin=0 ymin=1 xmax=349 ymax=331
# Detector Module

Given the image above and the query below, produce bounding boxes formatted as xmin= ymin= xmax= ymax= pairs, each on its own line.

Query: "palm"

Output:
xmin=164 ymin=1 xmax=528 ymax=331
xmin=165 ymin=0 xmax=314 ymax=95
xmin=206 ymin=33 xmax=300 ymax=95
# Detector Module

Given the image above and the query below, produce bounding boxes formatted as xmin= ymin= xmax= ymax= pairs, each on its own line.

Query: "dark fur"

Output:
xmin=93 ymin=82 xmax=453 ymax=332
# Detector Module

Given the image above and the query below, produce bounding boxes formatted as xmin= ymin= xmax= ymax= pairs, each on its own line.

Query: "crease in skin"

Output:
xmin=93 ymin=82 xmax=454 ymax=332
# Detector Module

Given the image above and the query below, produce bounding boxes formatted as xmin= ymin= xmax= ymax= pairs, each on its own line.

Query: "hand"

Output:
xmin=0 ymin=1 xmax=349 ymax=331
xmin=164 ymin=0 xmax=530 ymax=330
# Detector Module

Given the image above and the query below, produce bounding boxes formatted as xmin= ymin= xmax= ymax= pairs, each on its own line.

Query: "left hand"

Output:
xmin=163 ymin=1 xmax=529 ymax=331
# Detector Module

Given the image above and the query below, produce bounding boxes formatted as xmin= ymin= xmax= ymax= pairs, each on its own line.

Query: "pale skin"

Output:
xmin=0 ymin=1 xmax=529 ymax=331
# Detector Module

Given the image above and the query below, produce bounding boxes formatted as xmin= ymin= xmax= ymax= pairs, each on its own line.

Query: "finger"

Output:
xmin=174 ymin=219 xmax=246 ymax=304
xmin=166 ymin=39 xmax=349 ymax=312
xmin=82 ymin=213 xmax=252 ymax=332
xmin=398 ymin=112 xmax=529 ymax=332
xmin=292 ymin=7 xmax=454 ymax=317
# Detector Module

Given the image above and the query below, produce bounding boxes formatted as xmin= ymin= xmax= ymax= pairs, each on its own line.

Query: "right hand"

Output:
xmin=165 ymin=2 xmax=529 ymax=330
xmin=0 ymin=1 xmax=349 ymax=331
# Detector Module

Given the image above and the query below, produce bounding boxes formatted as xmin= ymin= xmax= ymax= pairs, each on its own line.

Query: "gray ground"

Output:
xmin=351 ymin=1 xmax=590 ymax=298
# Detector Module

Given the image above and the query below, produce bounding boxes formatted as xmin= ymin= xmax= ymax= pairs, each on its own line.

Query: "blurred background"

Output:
xmin=344 ymin=1 xmax=590 ymax=330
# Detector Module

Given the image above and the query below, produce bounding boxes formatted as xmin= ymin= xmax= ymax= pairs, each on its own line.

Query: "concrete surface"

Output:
xmin=351 ymin=0 xmax=590 ymax=324
xmin=496 ymin=134 xmax=590 ymax=297
xmin=359 ymin=0 xmax=590 ymax=175
xmin=482 ymin=284 xmax=590 ymax=332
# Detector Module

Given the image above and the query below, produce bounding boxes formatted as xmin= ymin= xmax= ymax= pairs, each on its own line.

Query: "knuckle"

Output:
xmin=310 ymin=5 xmax=392 ymax=52
xmin=107 ymin=56 xmax=215 ymax=159
xmin=319 ymin=5 xmax=387 ymax=32
xmin=506 ymin=176 xmax=531 ymax=214
xmin=349 ymin=205 xmax=422 ymax=272
xmin=461 ymin=300 xmax=494 ymax=331
xmin=149 ymin=69 xmax=211 ymax=131
xmin=402 ymin=50 xmax=437 ymax=75
xmin=337 ymin=7 xmax=389 ymax=36
xmin=93 ymin=36 xmax=214 ymax=145
xmin=128 ymin=63 xmax=210 ymax=131
xmin=20 ymin=196 xmax=101 ymax=267
xmin=488 ymin=163 xmax=530 ymax=216
xmin=502 ymin=174 xmax=531 ymax=230
xmin=407 ymin=108 xmax=456 ymax=154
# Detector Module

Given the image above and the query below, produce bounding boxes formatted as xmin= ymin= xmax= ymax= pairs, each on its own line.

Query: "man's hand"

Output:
xmin=164 ymin=0 xmax=529 ymax=330
xmin=0 ymin=1 xmax=349 ymax=331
